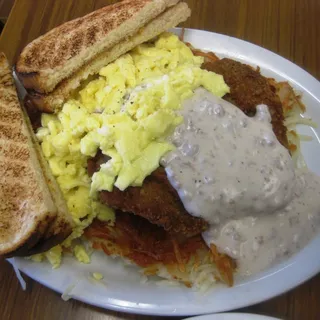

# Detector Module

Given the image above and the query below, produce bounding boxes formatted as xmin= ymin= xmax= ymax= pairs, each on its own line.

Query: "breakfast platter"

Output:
xmin=8 ymin=27 xmax=320 ymax=316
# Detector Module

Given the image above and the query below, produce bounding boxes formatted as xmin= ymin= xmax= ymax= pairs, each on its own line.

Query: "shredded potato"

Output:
xmin=269 ymin=79 xmax=316 ymax=167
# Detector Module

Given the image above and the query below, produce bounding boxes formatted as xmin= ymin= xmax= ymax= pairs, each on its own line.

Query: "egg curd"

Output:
xmin=34 ymin=32 xmax=229 ymax=268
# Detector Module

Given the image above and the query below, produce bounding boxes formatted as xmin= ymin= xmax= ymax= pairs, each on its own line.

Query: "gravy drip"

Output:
xmin=161 ymin=88 xmax=320 ymax=275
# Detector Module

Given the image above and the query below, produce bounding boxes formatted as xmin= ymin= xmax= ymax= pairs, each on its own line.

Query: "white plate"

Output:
xmin=187 ymin=313 xmax=281 ymax=320
xmin=10 ymin=28 xmax=320 ymax=316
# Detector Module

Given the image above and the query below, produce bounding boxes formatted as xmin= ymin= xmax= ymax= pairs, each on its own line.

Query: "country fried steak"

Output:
xmin=88 ymin=159 xmax=209 ymax=237
xmin=89 ymin=56 xmax=289 ymax=237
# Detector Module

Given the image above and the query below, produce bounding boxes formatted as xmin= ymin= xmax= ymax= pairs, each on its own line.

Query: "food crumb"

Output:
xmin=92 ymin=272 xmax=104 ymax=280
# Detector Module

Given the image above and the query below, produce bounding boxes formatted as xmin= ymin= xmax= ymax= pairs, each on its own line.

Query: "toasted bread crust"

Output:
xmin=16 ymin=0 xmax=180 ymax=93
xmin=3 ymin=216 xmax=54 ymax=258
xmin=0 ymin=53 xmax=57 ymax=255
xmin=26 ymin=2 xmax=191 ymax=113
xmin=0 ymin=53 xmax=73 ymax=257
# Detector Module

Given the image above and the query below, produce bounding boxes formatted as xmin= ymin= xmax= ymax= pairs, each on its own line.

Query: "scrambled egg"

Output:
xmin=35 ymin=32 xmax=229 ymax=268
xmin=92 ymin=272 xmax=104 ymax=281
xmin=74 ymin=245 xmax=91 ymax=264
xmin=45 ymin=245 xmax=63 ymax=269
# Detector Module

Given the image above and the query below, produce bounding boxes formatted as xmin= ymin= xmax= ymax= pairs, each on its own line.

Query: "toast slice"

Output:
xmin=24 ymin=2 xmax=191 ymax=113
xmin=0 ymin=53 xmax=73 ymax=257
xmin=16 ymin=0 xmax=180 ymax=94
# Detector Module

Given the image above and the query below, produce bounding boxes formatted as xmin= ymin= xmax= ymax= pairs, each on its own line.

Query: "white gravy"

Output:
xmin=161 ymin=88 xmax=320 ymax=276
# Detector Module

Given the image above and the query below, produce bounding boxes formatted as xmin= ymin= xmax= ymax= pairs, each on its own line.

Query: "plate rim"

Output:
xmin=10 ymin=27 xmax=320 ymax=316
xmin=187 ymin=312 xmax=282 ymax=320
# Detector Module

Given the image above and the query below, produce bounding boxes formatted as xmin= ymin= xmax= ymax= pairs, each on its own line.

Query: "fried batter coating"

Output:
xmin=203 ymin=58 xmax=289 ymax=148
xmin=99 ymin=167 xmax=209 ymax=237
